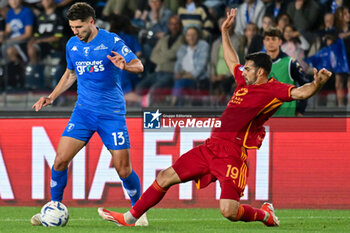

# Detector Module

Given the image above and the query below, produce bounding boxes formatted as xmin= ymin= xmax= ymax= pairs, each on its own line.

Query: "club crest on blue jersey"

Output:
xmin=143 ymin=109 xmax=161 ymax=129
xmin=121 ymin=46 xmax=131 ymax=56
xmin=67 ymin=123 xmax=75 ymax=132
xmin=83 ymin=47 xmax=90 ymax=56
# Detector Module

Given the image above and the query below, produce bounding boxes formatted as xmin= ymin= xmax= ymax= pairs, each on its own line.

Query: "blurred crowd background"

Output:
xmin=0 ymin=0 xmax=350 ymax=112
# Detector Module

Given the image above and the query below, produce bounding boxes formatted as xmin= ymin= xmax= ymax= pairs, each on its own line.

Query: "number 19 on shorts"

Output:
xmin=112 ymin=132 xmax=125 ymax=146
xmin=226 ymin=163 xmax=247 ymax=189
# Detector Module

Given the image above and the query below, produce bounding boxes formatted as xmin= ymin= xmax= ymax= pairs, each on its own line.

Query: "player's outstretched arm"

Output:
xmin=221 ymin=8 xmax=240 ymax=76
xmin=108 ymin=51 xmax=144 ymax=73
xmin=32 ymin=69 xmax=77 ymax=111
xmin=291 ymin=68 xmax=332 ymax=100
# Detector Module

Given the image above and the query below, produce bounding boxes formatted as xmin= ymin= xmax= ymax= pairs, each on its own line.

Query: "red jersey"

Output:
xmin=211 ymin=64 xmax=295 ymax=149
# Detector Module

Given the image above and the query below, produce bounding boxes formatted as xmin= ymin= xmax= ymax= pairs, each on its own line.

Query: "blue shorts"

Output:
xmin=62 ymin=108 xmax=130 ymax=150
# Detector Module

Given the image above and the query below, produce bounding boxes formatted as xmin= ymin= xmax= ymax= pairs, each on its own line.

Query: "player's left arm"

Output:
xmin=291 ymin=68 xmax=332 ymax=100
xmin=107 ymin=51 xmax=144 ymax=73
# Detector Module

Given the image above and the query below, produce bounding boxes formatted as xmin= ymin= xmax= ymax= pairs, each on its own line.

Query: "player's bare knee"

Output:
xmin=156 ymin=167 xmax=180 ymax=188
xmin=156 ymin=169 xmax=176 ymax=188
xmin=219 ymin=200 xmax=240 ymax=221
xmin=53 ymin=156 xmax=69 ymax=171
xmin=220 ymin=206 xmax=238 ymax=220
xmin=156 ymin=170 xmax=169 ymax=187
xmin=117 ymin=166 xmax=132 ymax=179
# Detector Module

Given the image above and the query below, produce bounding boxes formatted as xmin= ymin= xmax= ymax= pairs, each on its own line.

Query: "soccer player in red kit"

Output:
xmin=98 ymin=8 xmax=332 ymax=227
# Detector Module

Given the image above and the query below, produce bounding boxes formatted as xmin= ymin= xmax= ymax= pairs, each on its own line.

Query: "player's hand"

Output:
xmin=221 ymin=8 xmax=237 ymax=33
xmin=313 ymin=68 xmax=332 ymax=87
xmin=108 ymin=51 xmax=126 ymax=70
xmin=32 ymin=96 xmax=53 ymax=112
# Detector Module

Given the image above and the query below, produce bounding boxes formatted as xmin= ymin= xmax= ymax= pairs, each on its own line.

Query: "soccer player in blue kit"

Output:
xmin=31 ymin=2 xmax=148 ymax=226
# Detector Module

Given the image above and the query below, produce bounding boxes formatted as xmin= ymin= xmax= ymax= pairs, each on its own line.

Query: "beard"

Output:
xmin=80 ymin=29 xmax=92 ymax=42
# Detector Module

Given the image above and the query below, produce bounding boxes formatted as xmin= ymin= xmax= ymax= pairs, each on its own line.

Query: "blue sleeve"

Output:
xmin=131 ymin=36 xmax=142 ymax=54
xmin=24 ymin=8 xmax=35 ymax=26
xmin=66 ymin=43 xmax=74 ymax=70
xmin=112 ymin=36 xmax=137 ymax=63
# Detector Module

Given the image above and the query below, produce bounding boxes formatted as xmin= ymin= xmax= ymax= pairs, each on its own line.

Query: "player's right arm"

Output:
xmin=32 ymin=69 xmax=77 ymax=111
xmin=221 ymin=8 xmax=240 ymax=76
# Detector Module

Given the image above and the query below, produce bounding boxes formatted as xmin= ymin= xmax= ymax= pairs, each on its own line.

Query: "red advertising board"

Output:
xmin=0 ymin=118 xmax=349 ymax=209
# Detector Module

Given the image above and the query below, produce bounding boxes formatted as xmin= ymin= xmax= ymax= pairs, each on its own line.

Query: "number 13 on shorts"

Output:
xmin=112 ymin=132 xmax=125 ymax=146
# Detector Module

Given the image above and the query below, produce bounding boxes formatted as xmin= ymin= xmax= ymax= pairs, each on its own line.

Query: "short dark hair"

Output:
xmin=67 ymin=2 xmax=96 ymax=22
xmin=264 ymin=27 xmax=283 ymax=39
xmin=245 ymin=52 xmax=272 ymax=74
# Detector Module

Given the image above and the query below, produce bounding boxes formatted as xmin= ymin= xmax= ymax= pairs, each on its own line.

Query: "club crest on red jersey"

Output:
xmin=235 ymin=88 xmax=248 ymax=96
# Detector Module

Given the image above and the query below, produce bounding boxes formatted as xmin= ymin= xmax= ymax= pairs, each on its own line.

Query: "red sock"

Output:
xmin=130 ymin=180 xmax=168 ymax=219
xmin=236 ymin=204 xmax=266 ymax=222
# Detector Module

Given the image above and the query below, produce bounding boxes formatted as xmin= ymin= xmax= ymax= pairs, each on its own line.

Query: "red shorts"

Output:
xmin=172 ymin=137 xmax=248 ymax=201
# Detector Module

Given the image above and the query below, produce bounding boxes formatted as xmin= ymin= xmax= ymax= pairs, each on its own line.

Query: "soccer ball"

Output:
xmin=40 ymin=201 xmax=69 ymax=227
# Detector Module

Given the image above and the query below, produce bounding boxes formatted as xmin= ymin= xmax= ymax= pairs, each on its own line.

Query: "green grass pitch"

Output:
xmin=0 ymin=207 xmax=350 ymax=233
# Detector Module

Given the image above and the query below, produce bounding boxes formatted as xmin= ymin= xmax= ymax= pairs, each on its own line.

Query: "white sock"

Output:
xmin=263 ymin=211 xmax=269 ymax=222
xmin=124 ymin=211 xmax=137 ymax=225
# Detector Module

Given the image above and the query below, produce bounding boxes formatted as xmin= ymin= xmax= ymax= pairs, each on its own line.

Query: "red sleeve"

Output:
xmin=233 ymin=64 xmax=246 ymax=86
xmin=273 ymin=80 xmax=295 ymax=102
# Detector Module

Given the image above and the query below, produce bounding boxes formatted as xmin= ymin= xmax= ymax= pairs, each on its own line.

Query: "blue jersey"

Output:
xmin=6 ymin=7 xmax=34 ymax=38
xmin=66 ymin=29 xmax=137 ymax=115
xmin=118 ymin=32 xmax=142 ymax=54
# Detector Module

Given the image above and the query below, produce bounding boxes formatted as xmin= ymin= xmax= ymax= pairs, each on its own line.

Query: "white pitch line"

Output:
xmin=1 ymin=216 xmax=350 ymax=222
